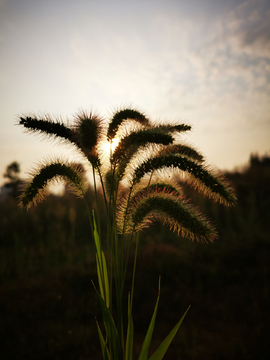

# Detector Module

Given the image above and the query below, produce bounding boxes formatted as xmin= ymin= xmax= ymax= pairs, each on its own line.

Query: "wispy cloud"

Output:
xmin=156 ymin=0 xmax=270 ymax=111
xmin=227 ymin=0 xmax=270 ymax=57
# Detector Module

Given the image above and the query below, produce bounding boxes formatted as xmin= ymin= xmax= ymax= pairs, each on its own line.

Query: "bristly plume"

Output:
xmin=112 ymin=129 xmax=175 ymax=182
xmin=132 ymin=154 xmax=236 ymax=206
xmin=128 ymin=183 xmax=183 ymax=209
xmin=121 ymin=190 xmax=217 ymax=243
xmin=160 ymin=144 xmax=204 ymax=162
xmin=19 ymin=160 xmax=85 ymax=209
xmin=117 ymin=182 xmax=183 ymax=230
xmin=112 ymin=129 xmax=174 ymax=164
xmin=153 ymin=123 xmax=191 ymax=134
xmin=73 ymin=111 xmax=104 ymax=166
xmin=107 ymin=108 xmax=149 ymax=141
xmin=18 ymin=115 xmax=73 ymax=143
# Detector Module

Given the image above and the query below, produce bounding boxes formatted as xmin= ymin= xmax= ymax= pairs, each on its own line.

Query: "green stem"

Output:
xmin=147 ymin=170 xmax=154 ymax=187
xmin=96 ymin=164 xmax=114 ymax=308
xmin=97 ymin=165 xmax=109 ymax=216
xmin=130 ymin=232 xmax=139 ymax=311
xmin=121 ymin=184 xmax=134 ymax=239
xmin=83 ymin=196 xmax=94 ymax=237
xmin=92 ymin=166 xmax=101 ymax=237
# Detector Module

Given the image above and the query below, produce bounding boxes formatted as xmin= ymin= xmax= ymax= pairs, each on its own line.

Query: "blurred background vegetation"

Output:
xmin=0 ymin=154 xmax=269 ymax=360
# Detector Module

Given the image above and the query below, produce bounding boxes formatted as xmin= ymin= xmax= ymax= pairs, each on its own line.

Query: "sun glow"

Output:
xmin=102 ymin=137 xmax=120 ymax=155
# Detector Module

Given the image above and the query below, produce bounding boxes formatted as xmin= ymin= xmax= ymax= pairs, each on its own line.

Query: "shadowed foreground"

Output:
xmin=0 ymin=155 xmax=269 ymax=359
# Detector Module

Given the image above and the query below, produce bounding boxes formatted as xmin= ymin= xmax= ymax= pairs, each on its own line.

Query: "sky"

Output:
xmin=0 ymin=0 xmax=270 ymax=188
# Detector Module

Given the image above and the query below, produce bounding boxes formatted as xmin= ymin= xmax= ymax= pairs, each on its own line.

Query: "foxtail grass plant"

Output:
xmin=18 ymin=108 xmax=236 ymax=359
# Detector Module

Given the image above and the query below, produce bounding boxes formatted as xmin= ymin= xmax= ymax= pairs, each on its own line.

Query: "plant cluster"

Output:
xmin=18 ymin=108 xmax=236 ymax=360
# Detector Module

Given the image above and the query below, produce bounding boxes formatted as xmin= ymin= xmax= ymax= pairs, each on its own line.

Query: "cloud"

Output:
xmin=144 ymin=0 xmax=270 ymax=162
xmin=227 ymin=0 xmax=270 ymax=58
xmin=181 ymin=0 xmax=270 ymax=94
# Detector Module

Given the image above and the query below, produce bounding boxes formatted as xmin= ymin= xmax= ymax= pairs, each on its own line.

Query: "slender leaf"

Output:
xmin=138 ymin=279 xmax=161 ymax=360
xmin=148 ymin=305 xmax=190 ymax=360
xmin=93 ymin=212 xmax=110 ymax=307
xmin=96 ymin=320 xmax=111 ymax=360
xmin=125 ymin=294 xmax=134 ymax=360
xmin=92 ymin=281 xmax=122 ymax=360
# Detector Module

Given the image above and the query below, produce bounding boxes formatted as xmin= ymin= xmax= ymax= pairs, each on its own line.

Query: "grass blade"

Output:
xmin=125 ymin=293 xmax=134 ymax=360
xmin=148 ymin=305 xmax=190 ymax=360
xmin=93 ymin=211 xmax=110 ymax=307
xmin=92 ymin=281 xmax=122 ymax=360
xmin=96 ymin=320 xmax=111 ymax=360
xmin=137 ymin=278 xmax=161 ymax=360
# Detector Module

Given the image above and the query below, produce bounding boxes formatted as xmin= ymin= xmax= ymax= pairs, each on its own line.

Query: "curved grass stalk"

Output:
xmin=19 ymin=115 xmax=73 ymax=142
xmin=133 ymin=154 xmax=236 ymax=206
xmin=19 ymin=159 xmax=85 ymax=209
xmin=107 ymin=108 xmax=149 ymax=141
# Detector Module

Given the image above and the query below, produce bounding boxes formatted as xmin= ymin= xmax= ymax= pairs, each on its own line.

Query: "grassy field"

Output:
xmin=0 ymin=155 xmax=269 ymax=359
